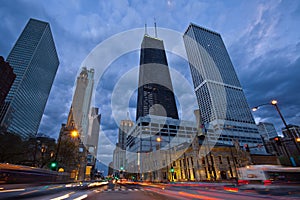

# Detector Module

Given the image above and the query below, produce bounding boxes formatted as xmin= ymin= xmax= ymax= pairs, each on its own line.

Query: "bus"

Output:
xmin=237 ymin=165 xmax=300 ymax=185
xmin=0 ymin=163 xmax=70 ymax=184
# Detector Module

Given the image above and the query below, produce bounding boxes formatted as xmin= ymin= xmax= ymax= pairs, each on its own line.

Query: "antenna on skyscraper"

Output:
xmin=154 ymin=18 xmax=157 ymax=38
xmin=144 ymin=23 xmax=148 ymax=35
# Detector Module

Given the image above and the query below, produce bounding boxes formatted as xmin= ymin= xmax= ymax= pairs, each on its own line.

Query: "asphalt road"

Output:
xmin=1 ymin=181 xmax=300 ymax=200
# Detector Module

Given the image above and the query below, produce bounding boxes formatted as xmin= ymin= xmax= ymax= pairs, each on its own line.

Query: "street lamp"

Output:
xmin=156 ymin=136 xmax=171 ymax=181
xmin=156 ymin=137 xmax=161 ymax=143
xmin=252 ymin=100 xmax=288 ymax=128
xmin=71 ymin=130 xmax=79 ymax=138
xmin=252 ymin=99 xmax=300 ymax=166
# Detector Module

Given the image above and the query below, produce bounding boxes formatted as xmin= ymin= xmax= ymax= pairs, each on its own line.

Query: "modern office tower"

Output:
xmin=118 ymin=119 xmax=134 ymax=150
xmin=0 ymin=56 xmax=16 ymax=106
xmin=68 ymin=67 xmax=94 ymax=145
xmin=257 ymin=122 xmax=278 ymax=140
xmin=113 ymin=119 xmax=134 ymax=171
xmin=136 ymin=34 xmax=179 ymax=121
xmin=0 ymin=19 xmax=59 ymax=138
xmin=183 ymin=23 xmax=265 ymax=153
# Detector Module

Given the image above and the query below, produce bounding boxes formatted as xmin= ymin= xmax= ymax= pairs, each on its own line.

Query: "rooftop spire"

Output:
xmin=154 ymin=18 xmax=157 ymax=38
xmin=144 ymin=23 xmax=147 ymax=35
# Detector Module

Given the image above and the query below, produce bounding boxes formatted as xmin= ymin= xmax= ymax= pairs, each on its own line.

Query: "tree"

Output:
xmin=57 ymin=138 xmax=80 ymax=172
xmin=0 ymin=132 xmax=24 ymax=164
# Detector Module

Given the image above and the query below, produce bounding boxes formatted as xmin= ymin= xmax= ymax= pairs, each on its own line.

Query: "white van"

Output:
xmin=237 ymin=165 xmax=300 ymax=185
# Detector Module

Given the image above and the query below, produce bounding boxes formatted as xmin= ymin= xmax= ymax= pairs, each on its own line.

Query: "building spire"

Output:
xmin=154 ymin=18 xmax=157 ymax=38
xmin=144 ymin=23 xmax=147 ymax=35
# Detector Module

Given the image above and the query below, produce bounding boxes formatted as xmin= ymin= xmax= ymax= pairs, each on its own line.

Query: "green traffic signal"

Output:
xmin=50 ymin=162 xmax=57 ymax=170
xmin=120 ymin=166 xmax=124 ymax=170
xmin=170 ymin=167 xmax=174 ymax=173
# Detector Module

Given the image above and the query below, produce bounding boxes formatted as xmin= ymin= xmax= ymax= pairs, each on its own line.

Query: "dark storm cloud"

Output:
xmin=224 ymin=0 xmax=300 ymax=134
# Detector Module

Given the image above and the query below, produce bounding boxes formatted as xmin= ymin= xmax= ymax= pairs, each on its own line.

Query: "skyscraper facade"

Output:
xmin=257 ymin=122 xmax=278 ymax=141
xmin=118 ymin=119 xmax=134 ymax=150
xmin=68 ymin=67 xmax=94 ymax=145
xmin=136 ymin=34 xmax=178 ymax=121
xmin=183 ymin=23 xmax=265 ymax=153
xmin=0 ymin=19 xmax=59 ymax=138
xmin=113 ymin=119 xmax=134 ymax=172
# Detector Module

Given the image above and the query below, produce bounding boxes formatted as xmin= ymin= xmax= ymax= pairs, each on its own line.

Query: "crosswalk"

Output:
xmin=94 ymin=188 xmax=144 ymax=193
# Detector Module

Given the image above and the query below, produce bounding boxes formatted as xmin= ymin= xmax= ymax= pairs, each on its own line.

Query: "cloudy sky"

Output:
xmin=1 ymin=0 xmax=300 ymax=169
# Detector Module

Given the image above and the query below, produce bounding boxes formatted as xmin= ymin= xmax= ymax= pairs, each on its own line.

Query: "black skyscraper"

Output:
xmin=136 ymin=34 xmax=178 ymax=121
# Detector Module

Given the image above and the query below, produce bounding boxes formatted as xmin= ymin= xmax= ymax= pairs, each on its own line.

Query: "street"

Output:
xmin=1 ymin=181 xmax=300 ymax=200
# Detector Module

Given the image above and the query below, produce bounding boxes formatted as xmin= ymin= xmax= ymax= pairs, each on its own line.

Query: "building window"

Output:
xmin=226 ymin=156 xmax=230 ymax=164
xmin=234 ymin=157 xmax=238 ymax=164
xmin=192 ymin=168 xmax=195 ymax=179
xmin=218 ymin=156 xmax=222 ymax=164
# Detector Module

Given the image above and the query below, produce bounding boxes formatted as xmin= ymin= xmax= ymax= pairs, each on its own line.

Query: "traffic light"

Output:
xmin=170 ymin=166 xmax=174 ymax=173
xmin=120 ymin=166 xmax=124 ymax=170
xmin=244 ymin=144 xmax=250 ymax=152
xmin=50 ymin=161 xmax=57 ymax=170
xmin=274 ymin=137 xmax=282 ymax=146
xmin=198 ymin=135 xmax=205 ymax=145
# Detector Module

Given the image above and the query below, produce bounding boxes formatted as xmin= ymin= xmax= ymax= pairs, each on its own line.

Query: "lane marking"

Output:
xmin=20 ymin=189 xmax=39 ymax=195
xmin=178 ymin=191 xmax=222 ymax=200
xmin=50 ymin=192 xmax=75 ymax=200
xmin=0 ymin=188 xmax=25 ymax=193
xmin=73 ymin=194 xmax=88 ymax=200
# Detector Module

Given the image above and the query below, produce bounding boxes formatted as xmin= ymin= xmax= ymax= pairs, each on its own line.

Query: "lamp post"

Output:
xmin=156 ymin=136 xmax=168 ymax=181
xmin=252 ymin=99 xmax=300 ymax=166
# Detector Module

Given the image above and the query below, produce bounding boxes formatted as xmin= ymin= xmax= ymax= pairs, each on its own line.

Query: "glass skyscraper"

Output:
xmin=183 ymin=23 xmax=265 ymax=153
xmin=136 ymin=34 xmax=178 ymax=121
xmin=0 ymin=18 xmax=59 ymax=139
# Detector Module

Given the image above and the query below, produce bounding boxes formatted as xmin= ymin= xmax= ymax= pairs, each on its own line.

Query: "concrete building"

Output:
xmin=257 ymin=122 xmax=278 ymax=141
xmin=65 ymin=67 xmax=100 ymax=180
xmin=70 ymin=67 xmax=94 ymax=145
xmin=113 ymin=119 xmax=134 ymax=175
xmin=87 ymin=107 xmax=101 ymax=158
xmin=282 ymin=124 xmax=300 ymax=140
xmin=183 ymin=23 xmax=265 ymax=154
xmin=126 ymin=115 xmax=197 ymax=181
xmin=0 ymin=19 xmax=59 ymax=139
xmin=128 ymin=122 xmax=278 ymax=182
